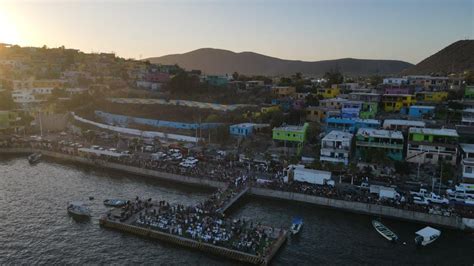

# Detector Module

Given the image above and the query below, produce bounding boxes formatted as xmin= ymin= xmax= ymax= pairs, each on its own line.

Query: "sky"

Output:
xmin=0 ymin=0 xmax=473 ymax=64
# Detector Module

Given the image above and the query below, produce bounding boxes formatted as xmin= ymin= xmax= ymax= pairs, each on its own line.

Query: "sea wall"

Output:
xmin=249 ymin=187 xmax=468 ymax=230
xmin=0 ymin=148 xmax=225 ymax=189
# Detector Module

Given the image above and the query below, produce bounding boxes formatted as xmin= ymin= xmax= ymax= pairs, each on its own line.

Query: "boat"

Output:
xmin=372 ymin=220 xmax=398 ymax=242
xmin=103 ymin=199 xmax=128 ymax=207
xmin=67 ymin=201 xmax=91 ymax=219
xmin=291 ymin=217 xmax=303 ymax=235
xmin=28 ymin=152 xmax=42 ymax=164
xmin=415 ymin=226 xmax=441 ymax=247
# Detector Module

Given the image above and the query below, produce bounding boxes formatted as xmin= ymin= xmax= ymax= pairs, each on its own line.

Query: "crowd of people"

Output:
xmin=2 ymin=136 xmax=474 ymax=219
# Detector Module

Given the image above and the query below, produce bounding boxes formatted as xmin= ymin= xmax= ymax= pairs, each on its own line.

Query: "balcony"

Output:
xmin=356 ymin=141 xmax=403 ymax=149
xmin=462 ymin=158 xmax=474 ymax=167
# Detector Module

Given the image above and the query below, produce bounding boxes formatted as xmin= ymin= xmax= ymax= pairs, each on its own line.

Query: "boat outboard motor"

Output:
xmin=414 ymin=235 xmax=423 ymax=246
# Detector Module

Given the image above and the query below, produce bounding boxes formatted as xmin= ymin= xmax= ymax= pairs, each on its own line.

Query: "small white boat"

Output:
xmin=291 ymin=217 xmax=303 ymax=235
xmin=67 ymin=201 xmax=91 ymax=219
xmin=415 ymin=226 xmax=441 ymax=246
xmin=372 ymin=220 xmax=398 ymax=242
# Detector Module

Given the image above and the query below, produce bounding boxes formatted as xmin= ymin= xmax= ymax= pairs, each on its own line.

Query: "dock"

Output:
xmin=217 ymin=186 xmax=249 ymax=213
xmin=99 ymin=202 xmax=288 ymax=265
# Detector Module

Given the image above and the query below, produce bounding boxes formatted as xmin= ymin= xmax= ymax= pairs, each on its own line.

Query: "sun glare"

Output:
xmin=0 ymin=10 xmax=20 ymax=44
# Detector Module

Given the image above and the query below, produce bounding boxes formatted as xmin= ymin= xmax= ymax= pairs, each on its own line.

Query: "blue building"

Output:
xmin=408 ymin=105 xmax=435 ymax=118
xmin=325 ymin=117 xmax=381 ymax=133
xmin=229 ymin=123 xmax=256 ymax=137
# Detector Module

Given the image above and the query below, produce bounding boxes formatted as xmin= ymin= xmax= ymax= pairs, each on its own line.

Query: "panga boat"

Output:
xmin=28 ymin=152 xmax=42 ymax=164
xmin=103 ymin=199 xmax=128 ymax=207
xmin=67 ymin=201 xmax=91 ymax=219
xmin=415 ymin=226 xmax=441 ymax=247
xmin=291 ymin=217 xmax=303 ymax=235
xmin=372 ymin=220 xmax=398 ymax=242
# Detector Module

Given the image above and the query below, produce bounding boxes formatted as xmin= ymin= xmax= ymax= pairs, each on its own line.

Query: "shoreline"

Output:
xmin=2 ymin=147 xmax=473 ymax=231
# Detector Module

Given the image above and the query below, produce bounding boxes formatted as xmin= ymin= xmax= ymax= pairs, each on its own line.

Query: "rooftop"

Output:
xmin=357 ymin=128 xmax=403 ymax=139
xmin=323 ymin=130 xmax=353 ymax=141
xmin=460 ymin=143 xmax=474 ymax=154
xmin=319 ymin=97 xmax=348 ymax=103
xmin=382 ymin=94 xmax=413 ymax=97
xmin=274 ymin=123 xmax=308 ymax=132
xmin=231 ymin=123 xmax=256 ymax=128
xmin=409 ymin=127 xmax=459 ymax=137
xmin=383 ymin=119 xmax=426 ymax=127
xmin=410 ymin=105 xmax=435 ymax=109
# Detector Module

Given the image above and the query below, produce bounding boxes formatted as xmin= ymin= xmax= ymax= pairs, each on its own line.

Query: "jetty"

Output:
xmin=217 ymin=186 xmax=249 ymax=214
xmin=99 ymin=198 xmax=288 ymax=265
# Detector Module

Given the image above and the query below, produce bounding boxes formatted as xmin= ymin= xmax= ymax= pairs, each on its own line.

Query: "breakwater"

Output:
xmin=1 ymin=148 xmax=473 ymax=231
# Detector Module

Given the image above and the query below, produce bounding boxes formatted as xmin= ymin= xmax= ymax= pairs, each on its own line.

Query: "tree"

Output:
xmin=305 ymin=94 xmax=319 ymax=107
xmin=166 ymin=72 xmax=199 ymax=95
xmin=323 ymin=68 xmax=344 ymax=87
xmin=269 ymin=110 xmax=284 ymax=128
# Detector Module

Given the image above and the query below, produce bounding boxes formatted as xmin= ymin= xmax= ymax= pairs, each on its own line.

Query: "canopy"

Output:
xmin=415 ymin=226 xmax=440 ymax=237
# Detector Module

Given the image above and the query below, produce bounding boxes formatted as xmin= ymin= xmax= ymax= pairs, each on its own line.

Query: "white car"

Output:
xmin=413 ymin=196 xmax=430 ymax=205
xmin=426 ymin=193 xmax=449 ymax=205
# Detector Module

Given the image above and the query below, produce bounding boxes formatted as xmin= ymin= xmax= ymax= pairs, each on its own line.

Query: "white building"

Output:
xmin=320 ymin=130 xmax=353 ymax=165
xmin=383 ymin=119 xmax=426 ymax=131
xmin=11 ymin=91 xmax=38 ymax=104
xmin=407 ymin=128 xmax=459 ymax=165
xmin=460 ymin=143 xmax=474 ymax=180
xmin=383 ymin=78 xmax=408 ymax=85
xmin=461 ymin=109 xmax=474 ymax=126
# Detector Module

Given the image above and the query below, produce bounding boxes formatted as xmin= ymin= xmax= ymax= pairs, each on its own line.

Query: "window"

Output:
xmin=426 ymin=154 xmax=433 ymax=159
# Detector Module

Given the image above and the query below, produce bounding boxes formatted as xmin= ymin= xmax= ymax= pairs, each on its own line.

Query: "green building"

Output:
xmin=355 ymin=128 xmax=404 ymax=161
xmin=359 ymin=102 xmax=378 ymax=119
xmin=465 ymin=85 xmax=474 ymax=100
xmin=272 ymin=123 xmax=309 ymax=155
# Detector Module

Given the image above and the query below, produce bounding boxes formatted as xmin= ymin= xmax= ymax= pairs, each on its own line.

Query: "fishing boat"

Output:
xmin=103 ymin=199 xmax=128 ymax=207
xmin=415 ymin=226 xmax=441 ymax=247
xmin=67 ymin=202 xmax=91 ymax=219
xmin=28 ymin=152 xmax=42 ymax=164
xmin=291 ymin=217 xmax=303 ymax=235
xmin=372 ymin=220 xmax=398 ymax=242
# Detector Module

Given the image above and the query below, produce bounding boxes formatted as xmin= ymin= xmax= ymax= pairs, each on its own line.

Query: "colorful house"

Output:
xmin=325 ymin=117 xmax=380 ymax=134
xmin=408 ymin=105 xmax=435 ymax=118
xmin=319 ymin=97 xmax=348 ymax=109
xmin=229 ymin=123 xmax=268 ymax=137
xmin=355 ymin=128 xmax=404 ymax=161
xmin=407 ymin=128 xmax=459 ymax=165
xmin=273 ymin=123 xmax=309 ymax=155
xmin=341 ymin=101 xmax=363 ymax=119
xmin=348 ymin=92 xmax=381 ymax=103
xmin=464 ymin=85 xmax=474 ymax=100
xmin=415 ymin=91 xmax=448 ymax=103
xmin=204 ymin=75 xmax=229 ymax=87
xmin=381 ymin=94 xmax=416 ymax=112
xmin=272 ymin=86 xmax=296 ymax=98
xmin=316 ymin=87 xmax=340 ymax=99
xmin=382 ymin=119 xmax=425 ymax=132
xmin=359 ymin=102 xmax=378 ymax=119
xmin=460 ymin=143 xmax=474 ymax=180
xmin=305 ymin=106 xmax=340 ymax=123
xmin=383 ymin=86 xmax=411 ymax=95
xmin=320 ymin=130 xmax=353 ymax=165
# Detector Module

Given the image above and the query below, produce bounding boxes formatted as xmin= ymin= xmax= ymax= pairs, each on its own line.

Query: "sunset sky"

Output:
xmin=0 ymin=0 xmax=472 ymax=63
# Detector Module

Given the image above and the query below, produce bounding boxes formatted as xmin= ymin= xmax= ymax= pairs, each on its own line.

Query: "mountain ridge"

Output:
xmin=147 ymin=48 xmax=413 ymax=76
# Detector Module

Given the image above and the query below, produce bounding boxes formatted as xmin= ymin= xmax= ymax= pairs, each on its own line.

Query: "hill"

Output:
xmin=147 ymin=48 xmax=412 ymax=76
xmin=402 ymin=40 xmax=474 ymax=75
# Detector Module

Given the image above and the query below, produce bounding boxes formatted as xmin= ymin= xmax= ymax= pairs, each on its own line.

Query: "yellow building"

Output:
xmin=261 ymin=105 xmax=280 ymax=113
xmin=382 ymin=94 xmax=416 ymax=112
xmin=316 ymin=87 xmax=340 ymax=99
xmin=415 ymin=91 xmax=448 ymax=103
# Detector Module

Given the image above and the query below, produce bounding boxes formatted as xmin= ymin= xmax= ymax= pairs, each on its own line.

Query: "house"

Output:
xmin=381 ymin=94 xmax=416 ymax=112
xmin=245 ymin=80 xmax=265 ymax=89
xmin=261 ymin=105 xmax=280 ymax=114
xmin=319 ymin=97 xmax=348 ymax=109
xmin=383 ymin=86 xmax=411 ymax=95
xmin=383 ymin=78 xmax=408 ymax=85
xmin=460 ymin=143 xmax=474 ymax=180
xmin=359 ymin=102 xmax=378 ymax=119
xmin=229 ymin=123 xmax=269 ymax=137
xmin=325 ymin=117 xmax=380 ymax=134
xmin=306 ymin=106 xmax=340 ymax=123
xmin=348 ymin=92 xmax=381 ymax=103
xmin=273 ymin=123 xmax=309 ymax=143
xmin=382 ymin=119 xmax=425 ymax=132
xmin=203 ymin=75 xmax=229 ymax=87
xmin=406 ymin=75 xmax=449 ymax=90
xmin=272 ymin=86 xmax=296 ymax=98
xmin=406 ymin=128 xmax=459 ymax=165
xmin=273 ymin=123 xmax=309 ymax=155
xmin=316 ymin=87 xmax=340 ymax=99
xmin=355 ymin=128 xmax=404 ymax=161
xmin=408 ymin=105 xmax=435 ymax=118
xmin=341 ymin=101 xmax=363 ymax=119
xmin=415 ymin=91 xmax=448 ymax=103
xmin=464 ymin=85 xmax=474 ymax=100
xmin=320 ymin=130 xmax=353 ymax=165
xmin=461 ymin=108 xmax=474 ymax=126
